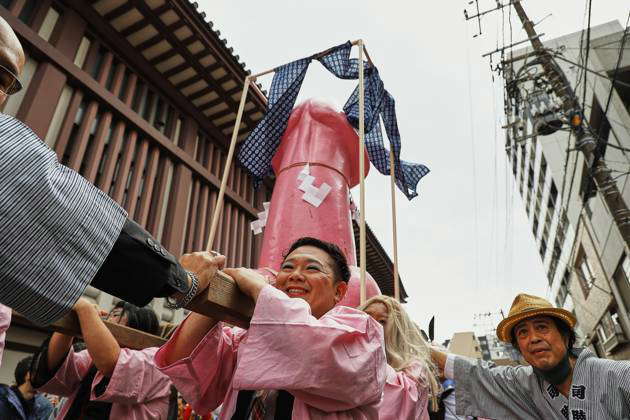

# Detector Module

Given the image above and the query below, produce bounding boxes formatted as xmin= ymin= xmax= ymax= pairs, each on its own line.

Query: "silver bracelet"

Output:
xmin=165 ymin=271 xmax=199 ymax=309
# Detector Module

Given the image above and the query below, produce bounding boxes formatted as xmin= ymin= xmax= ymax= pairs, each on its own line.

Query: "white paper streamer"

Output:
xmin=250 ymin=201 xmax=271 ymax=235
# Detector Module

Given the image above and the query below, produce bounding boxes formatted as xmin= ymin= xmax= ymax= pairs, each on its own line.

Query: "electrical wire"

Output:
xmin=465 ymin=24 xmax=481 ymax=296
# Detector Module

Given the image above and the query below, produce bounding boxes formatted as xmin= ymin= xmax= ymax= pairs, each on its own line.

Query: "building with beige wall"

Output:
xmin=505 ymin=21 xmax=630 ymax=360
xmin=447 ymin=332 xmax=483 ymax=359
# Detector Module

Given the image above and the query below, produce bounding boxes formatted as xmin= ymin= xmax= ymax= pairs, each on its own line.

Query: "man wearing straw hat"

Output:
xmin=431 ymin=293 xmax=630 ymax=420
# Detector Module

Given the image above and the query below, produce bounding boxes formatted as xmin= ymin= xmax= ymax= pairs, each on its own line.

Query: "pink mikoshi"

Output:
xmin=255 ymin=99 xmax=381 ymax=307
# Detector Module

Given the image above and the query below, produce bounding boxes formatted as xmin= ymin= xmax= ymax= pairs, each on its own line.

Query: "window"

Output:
xmin=153 ymin=97 xmax=167 ymax=132
xmin=18 ymin=0 xmax=38 ymax=24
xmin=512 ymin=155 xmax=517 ymax=175
xmin=540 ymin=155 xmax=547 ymax=178
xmin=579 ymin=162 xmax=597 ymax=204
xmin=597 ymin=307 xmax=627 ymax=354
xmin=575 ymin=247 xmax=595 ymax=297
xmin=118 ymin=68 xmax=131 ymax=101
xmin=142 ymin=90 xmax=157 ymax=123
xmin=556 ymin=269 xmax=570 ymax=308
xmin=90 ymin=46 xmax=107 ymax=79
xmin=549 ymin=181 xmax=558 ymax=204
xmin=172 ymin=117 xmax=182 ymax=145
xmin=37 ymin=6 xmax=60 ymax=42
xmin=74 ymin=37 xmax=91 ymax=68
xmin=105 ymin=58 xmax=119 ymax=92
xmin=614 ymin=255 xmax=630 ymax=312
xmin=44 ymin=85 xmax=73 ymax=148
xmin=132 ymin=80 xmax=147 ymax=113
xmin=548 ymin=258 xmax=558 ymax=286
xmin=556 ymin=213 xmax=568 ymax=246
xmin=78 ymin=112 xmax=102 ymax=174
xmin=596 ymin=323 xmax=609 ymax=343
xmin=62 ymin=99 xmax=88 ymax=164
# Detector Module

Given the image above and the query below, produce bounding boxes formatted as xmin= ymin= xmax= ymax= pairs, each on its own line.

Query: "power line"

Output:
xmin=465 ymin=23 xmax=481 ymax=295
xmin=550 ymin=54 xmax=630 ymax=90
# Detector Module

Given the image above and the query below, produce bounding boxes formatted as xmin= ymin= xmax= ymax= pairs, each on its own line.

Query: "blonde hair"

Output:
xmin=359 ymin=295 xmax=440 ymax=411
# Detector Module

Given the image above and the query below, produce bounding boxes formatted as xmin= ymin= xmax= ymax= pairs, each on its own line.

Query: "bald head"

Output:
xmin=0 ymin=17 xmax=25 ymax=103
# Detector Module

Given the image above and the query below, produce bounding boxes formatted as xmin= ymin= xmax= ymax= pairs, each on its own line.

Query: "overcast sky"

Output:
xmin=199 ymin=1 xmax=629 ymax=342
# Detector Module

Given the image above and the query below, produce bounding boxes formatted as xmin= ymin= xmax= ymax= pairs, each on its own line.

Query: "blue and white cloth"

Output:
xmin=237 ymin=41 xmax=429 ymax=200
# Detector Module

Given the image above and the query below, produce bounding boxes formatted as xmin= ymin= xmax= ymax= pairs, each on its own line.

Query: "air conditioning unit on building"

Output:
xmin=603 ymin=327 xmax=628 ymax=354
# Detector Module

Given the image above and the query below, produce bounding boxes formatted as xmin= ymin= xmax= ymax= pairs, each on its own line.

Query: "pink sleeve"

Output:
xmin=232 ymin=285 xmax=387 ymax=413
xmin=0 ymin=305 xmax=11 ymax=367
xmin=380 ymin=364 xmax=430 ymax=420
xmin=154 ymin=317 xmax=246 ymax=415
xmin=91 ymin=347 xmax=171 ymax=404
xmin=36 ymin=349 xmax=93 ymax=397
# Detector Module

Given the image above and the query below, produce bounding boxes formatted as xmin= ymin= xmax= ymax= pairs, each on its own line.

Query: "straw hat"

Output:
xmin=496 ymin=293 xmax=577 ymax=343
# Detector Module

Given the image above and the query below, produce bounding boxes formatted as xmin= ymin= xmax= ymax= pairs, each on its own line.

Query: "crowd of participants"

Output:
xmin=0 ymin=12 xmax=629 ymax=420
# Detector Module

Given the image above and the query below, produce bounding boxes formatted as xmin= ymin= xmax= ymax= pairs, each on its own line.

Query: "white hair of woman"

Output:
xmin=359 ymin=295 xmax=440 ymax=411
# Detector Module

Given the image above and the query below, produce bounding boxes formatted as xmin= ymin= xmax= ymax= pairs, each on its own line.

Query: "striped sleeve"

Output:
xmin=453 ymin=355 xmax=542 ymax=419
xmin=0 ymin=114 xmax=127 ymax=325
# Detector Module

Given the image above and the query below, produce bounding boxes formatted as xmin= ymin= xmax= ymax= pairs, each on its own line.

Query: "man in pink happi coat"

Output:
xmin=155 ymin=238 xmax=387 ymax=419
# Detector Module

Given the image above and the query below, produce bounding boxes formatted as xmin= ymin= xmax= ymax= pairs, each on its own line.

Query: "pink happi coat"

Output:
xmin=155 ymin=284 xmax=387 ymax=419
xmin=38 ymin=347 xmax=172 ymax=419
xmin=378 ymin=363 xmax=431 ymax=420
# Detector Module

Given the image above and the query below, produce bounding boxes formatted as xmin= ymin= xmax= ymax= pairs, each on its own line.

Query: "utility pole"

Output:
xmin=470 ymin=0 xmax=630 ymax=250
xmin=511 ymin=0 xmax=630 ymax=249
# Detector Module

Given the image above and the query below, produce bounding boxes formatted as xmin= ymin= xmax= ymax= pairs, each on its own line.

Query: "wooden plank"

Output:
xmin=185 ymin=271 xmax=254 ymax=328
xmin=11 ymin=312 xmax=167 ymax=350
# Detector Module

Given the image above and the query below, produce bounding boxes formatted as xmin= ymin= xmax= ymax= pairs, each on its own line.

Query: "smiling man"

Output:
xmin=430 ymin=294 xmax=630 ymax=420
xmin=155 ymin=237 xmax=386 ymax=419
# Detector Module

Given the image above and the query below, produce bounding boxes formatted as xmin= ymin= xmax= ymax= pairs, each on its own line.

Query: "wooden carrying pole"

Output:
xmin=11 ymin=312 xmax=166 ymax=350
xmin=389 ymin=149 xmax=400 ymax=301
xmin=12 ymin=270 xmax=256 ymax=350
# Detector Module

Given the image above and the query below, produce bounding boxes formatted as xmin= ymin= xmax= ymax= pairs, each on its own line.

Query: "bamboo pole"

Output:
xmin=389 ymin=149 xmax=400 ymax=301
xmin=206 ymin=77 xmax=251 ymax=252
xmin=358 ymin=40 xmax=367 ymax=305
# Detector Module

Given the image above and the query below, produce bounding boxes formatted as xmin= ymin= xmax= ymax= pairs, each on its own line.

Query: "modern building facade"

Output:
xmin=0 ymin=0 xmax=407 ymax=383
xmin=504 ymin=21 xmax=630 ymax=360
xmin=477 ymin=334 xmax=520 ymax=364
